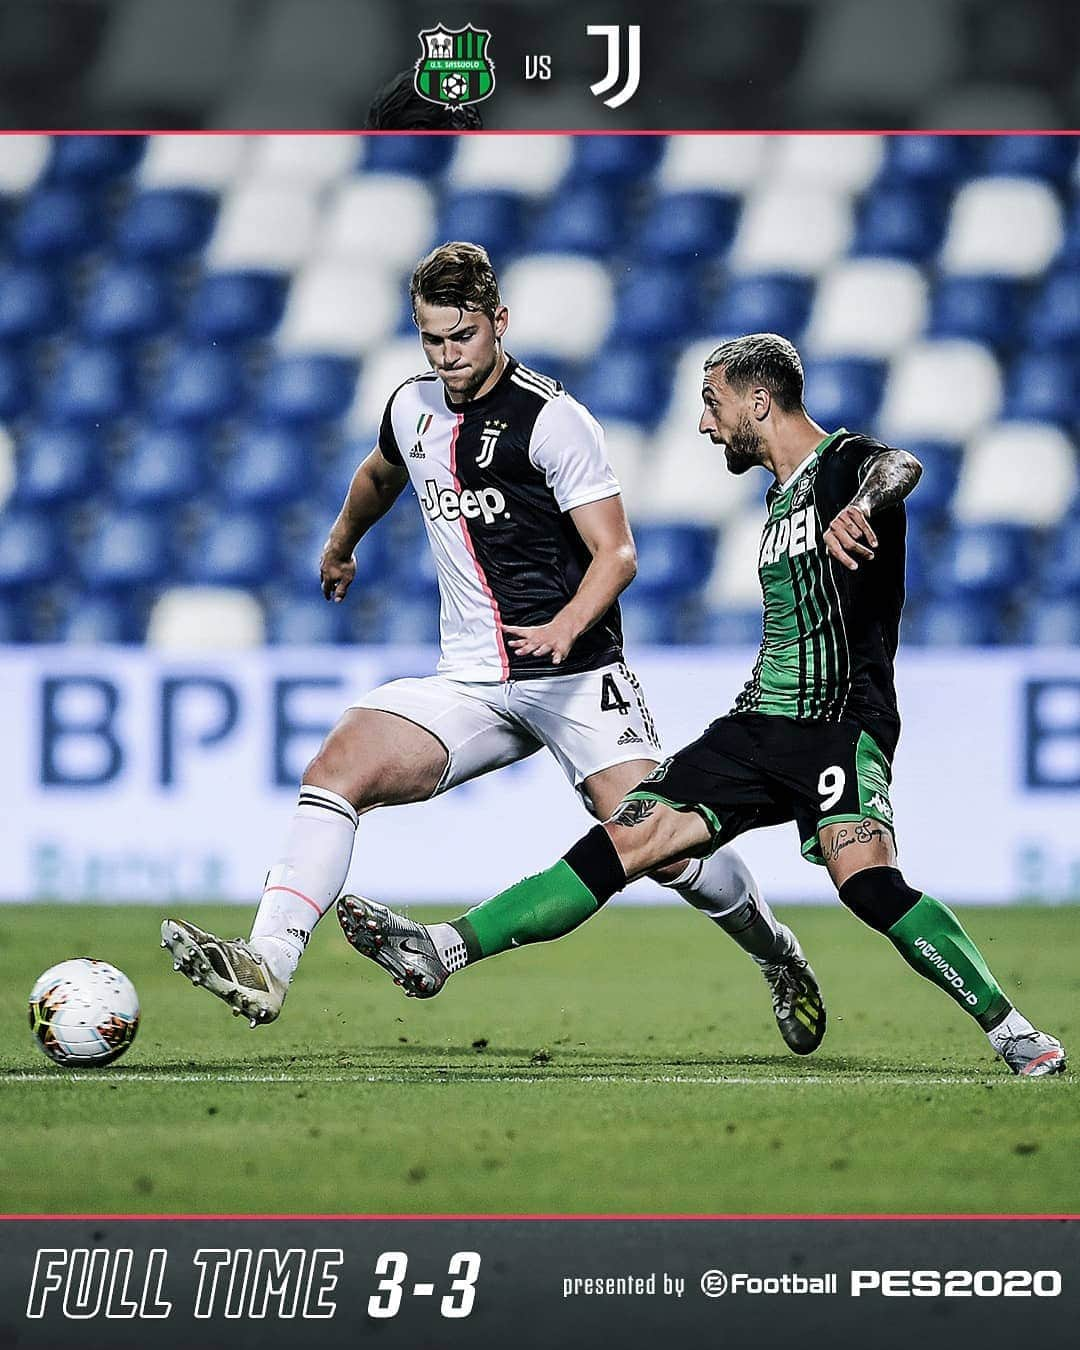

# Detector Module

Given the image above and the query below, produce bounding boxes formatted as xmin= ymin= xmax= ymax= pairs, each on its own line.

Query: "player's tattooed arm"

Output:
xmin=608 ymin=797 xmax=657 ymax=828
xmin=824 ymin=450 xmax=922 ymax=572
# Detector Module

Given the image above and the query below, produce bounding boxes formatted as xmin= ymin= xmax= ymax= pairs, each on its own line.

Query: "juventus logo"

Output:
xmin=587 ymin=24 xmax=640 ymax=109
xmin=478 ymin=420 xmax=506 ymax=469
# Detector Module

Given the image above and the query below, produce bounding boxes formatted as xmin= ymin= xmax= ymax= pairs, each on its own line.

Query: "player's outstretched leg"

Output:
xmin=838 ymin=868 xmax=1066 ymax=1077
xmin=336 ymin=895 xmax=460 ymax=998
xmin=160 ymin=919 xmax=289 ymax=1027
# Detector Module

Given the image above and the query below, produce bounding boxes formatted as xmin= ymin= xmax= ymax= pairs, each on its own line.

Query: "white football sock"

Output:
xmin=664 ymin=846 xmax=793 ymax=964
xmin=249 ymin=785 xmax=359 ymax=982
xmin=427 ymin=922 xmax=469 ymax=973
xmin=985 ymin=1007 xmax=1036 ymax=1050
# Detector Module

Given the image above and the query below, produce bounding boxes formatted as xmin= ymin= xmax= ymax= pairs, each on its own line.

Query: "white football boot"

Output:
xmin=161 ymin=918 xmax=287 ymax=1026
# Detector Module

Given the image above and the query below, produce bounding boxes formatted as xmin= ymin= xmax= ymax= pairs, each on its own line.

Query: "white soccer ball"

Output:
xmin=441 ymin=72 xmax=468 ymax=101
xmin=29 ymin=959 xmax=140 ymax=1068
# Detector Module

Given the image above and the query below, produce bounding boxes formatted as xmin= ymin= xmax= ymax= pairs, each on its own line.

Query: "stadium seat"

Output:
xmin=48 ymin=135 xmax=145 ymax=183
xmin=952 ymin=423 xmax=1076 ymax=527
xmin=147 ymin=585 xmax=265 ymax=648
xmin=56 ymin=593 xmax=146 ymax=644
xmin=940 ymin=177 xmax=1063 ymax=278
xmin=0 ymin=349 xmax=30 ymax=420
xmin=876 ymin=135 xmax=972 ymax=187
xmin=275 ymin=260 xmax=398 ymax=357
xmin=575 ymin=349 xmax=670 ymax=427
xmin=0 ymin=263 xmax=68 ymax=342
xmin=1020 ymin=598 xmax=1080 ymax=646
xmin=1038 ymin=526 xmax=1080 ymax=599
xmin=930 ymin=524 xmax=1031 ymax=599
xmin=345 ymin=337 xmax=426 ymax=437
xmin=983 ymin=136 xmax=1077 ymax=183
xmin=851 ymin=186 xmax=948 ymax=262
xmin=217 ymin=426 xmax=314 ymax=506
xmin=598 ymin=420 xmax=647 ymax=513
xmin=806 ymin=259 xmax=927 ymax=359
xmin=42 ymin=346 xmax=131 ymax=425
xmin=0 ymin=136 xmax=49 ymax=194
xmin=1057 ymin=201 xmax=1080 ymax=266
xmin=208 ymin=182 xmax=318 ymax=272
xmin=16 ymin=427 xmax=102 ymax=505
xmin=772 ymin=136 xmax=884 ymax=193
xmin=153 ymin=346 xmax=246 ymax=425
xmin=80 ymin=261 xmax=176 ymax=344
xmin=1002 ymin=351 xmax=1080 ymax=423
xmin=114 ymin=425 xmax=209 ymax=506
xmin=899 ymin=441 xmax=961 ymax=519
xmin=731 ymin=185 xmax=853 ymax=275
xmin=614 ymin=265 xmax=703 ymax=344
xmin=186 ymin=270 xmax=288 ymax=342
xmin=707 ymin=274 xmax=813 ymax=342
xmin=114 ymin=189 xmax=218 ymax=261
xmin=704 ymin=514 xmax=769 ymax=608
xmin=802 ymin=358 xmax=887 ymax=428
xmin=78 ymin=508 xmax=172 ymax=589
xmin=180 ymin=511 xmax=278 ymax=586
xmin=263 ymin=589 xmax=347 ymax=644
xmin=438 ymin=191 xmax=526 ymax=263
xmin=658 ymin=137 xmax=768 ymax=195
xmin=630 ymin=524 xmax=716 ymax=598
xmin=0 ymin=426 xmax=14 ymax=509
xmin=12 ymin=185 xmax=104 ymax=260
xmin=451 ymin=135 xmax=572 ymax=197
xmin=687 ymin=606 xmax=763 ymax=647
xmin=374 ymin=595 xmax=440 ymax=644
xmin=928 ymin=276 xmax=1021 ymax=347
xmin=617 ymin=595 xmax=681 ymax=646
xmin=534 ymin=185 xmax=625 ymax=258
xmin=565 ymin=137 xmax=661 ymax=188
xmin=903 ymin=597 xmax=1003 ymax=646
xmin=388 ymin=533 xmax=439 ymax=598
xmin=139 ymin=134 xmax=249 ymax=191
xmin=320 ymin=175 xmax=436 ymax=272
xmin=1026 ymin=272 xmax=1080 ymax=350
xmin=0 ymin=509 xmax=58 ymax=587
xmin=285 ymin=516 xmax=385 ymax=590
xmin=248 ymin=134 xmax=358 ymax=186
xmin=500 ymin=256 xmax=612 ymax=361
xmin=636 ymin=192 xmax=738 ymax=263
xmin=257 ymin=354 xmax=358 ymax=425
xmin=878 ymin=339 xmax=1002 ymax=442
xmin=364 ymin=135 xmax=455 ymax=178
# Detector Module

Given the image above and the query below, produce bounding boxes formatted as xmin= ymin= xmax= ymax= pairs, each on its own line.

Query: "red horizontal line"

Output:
xmin=3 ymin=1213 xmax=1078 ymax=1222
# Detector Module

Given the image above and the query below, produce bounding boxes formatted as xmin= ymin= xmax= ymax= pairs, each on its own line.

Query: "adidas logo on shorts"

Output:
xmin=617 ymin=727 xmax=644 ymax=745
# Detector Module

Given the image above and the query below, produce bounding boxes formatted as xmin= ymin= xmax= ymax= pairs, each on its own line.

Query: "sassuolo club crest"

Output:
xmin=415 ymin=24 xmax=495 ymax=107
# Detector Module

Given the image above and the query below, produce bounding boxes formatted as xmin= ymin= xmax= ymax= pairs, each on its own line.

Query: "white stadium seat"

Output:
xmin=147 ymin=588 xmax=265 ymax=650
xmin=941 ymin=177 xmax=1064 ymax=278
xmin=0 ymin=425 xmax=15 ymax=512
xmin=247 ymin=134 xmax=359 ymax=186
xmin=878 ymin=339 xmax=1002 ymax=443
xmin=501 ymin=256 xmax=613 ymax=361
xmin=207 ymin=181 xmax=318 ymax=271
xmin=600 ymin=421 xmax=649 ymax=518
xmin=450 ymin=135 xmax=572 ymax=196
xmin=321 ymin=176 xmax=437 ymax=273
xmin=634 ymin=428 xmax=762 ymax=526
xmin=346 ymin=338 xmax=429 ymax=438
xmin=658 ymin=136 xmax=769 ymax=193
xmin=952 ymin=423 xmax=1077 ymax=527
xmin=139 ymin=135 xmax=250 ymax=191
xmin=0 ymin=136 xmax=49 ymax=194
xmin=806 ymin=259 xmax=928 ymax=359
xmin=771 ymin=135 xmax=884 ymax=194
xmin=705 ymin=511 xmax=769 ymax=607
xmin=731 ymin=186 xmax=853 ymax=275
xmin=276 ymin=261 xmax=399 ymax=357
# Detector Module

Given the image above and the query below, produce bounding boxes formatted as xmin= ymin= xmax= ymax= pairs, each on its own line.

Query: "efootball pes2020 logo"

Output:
xmin=415 ymin=25 xmax=495 ymax=107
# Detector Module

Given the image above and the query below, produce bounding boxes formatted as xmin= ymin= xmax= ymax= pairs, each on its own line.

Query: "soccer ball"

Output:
xmin=28 ymin=959 xmax=140 ymax=1068
xmin=441 ymin=72 xmax=468 ymax=101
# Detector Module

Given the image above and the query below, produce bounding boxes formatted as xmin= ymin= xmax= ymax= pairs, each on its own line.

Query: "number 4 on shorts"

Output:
xmin=600 ymin=673 xmax=631 ymax=714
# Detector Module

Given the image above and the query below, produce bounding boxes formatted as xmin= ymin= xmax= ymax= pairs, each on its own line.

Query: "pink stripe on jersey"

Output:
xmin=449 ymin=413 xmax=510 ymax=680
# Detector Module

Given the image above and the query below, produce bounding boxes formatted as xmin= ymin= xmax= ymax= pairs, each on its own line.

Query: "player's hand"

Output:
xmin=502 ymin=617 xmax=580 ymax=666
xmin=319 ymin=545 xmax=357 ymax=602
xmin=824 ymin=505 xmax=877 ymax=572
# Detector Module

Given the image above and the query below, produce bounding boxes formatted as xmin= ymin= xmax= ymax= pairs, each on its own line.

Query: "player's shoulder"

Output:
xmin=385 ymin=369 xmax=442 ymax=414
xmin=507 ymin=357 xmax=564 ymax=407
xmin=819 ymin=429 xmax=892 ymax=463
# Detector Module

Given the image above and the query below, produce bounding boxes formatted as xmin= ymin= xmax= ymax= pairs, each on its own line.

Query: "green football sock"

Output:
xmin=452 ymin=859 xmax=602 ymax=961
xmin=886 ymin=894 xmax=1011 ymax=1029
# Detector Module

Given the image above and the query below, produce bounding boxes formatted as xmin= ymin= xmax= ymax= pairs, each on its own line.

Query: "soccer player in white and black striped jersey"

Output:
xmin=162 ymin=245 xmax=824 ymax=1055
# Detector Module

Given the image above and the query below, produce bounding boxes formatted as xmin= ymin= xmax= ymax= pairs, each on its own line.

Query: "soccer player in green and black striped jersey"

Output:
xmin=336 ymin=333 xmax=1065 ymax=1077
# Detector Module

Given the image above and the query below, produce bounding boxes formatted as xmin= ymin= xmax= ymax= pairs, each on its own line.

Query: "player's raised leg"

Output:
xmin=821 ymin=820 xmax=1065 ymax=1077
xmin=162 ymin=708 xmax=448 ymax=1025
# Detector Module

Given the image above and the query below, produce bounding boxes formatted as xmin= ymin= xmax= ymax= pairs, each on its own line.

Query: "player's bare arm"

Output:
xmin=320 ymin=447 xmax=410 ymax=601
xmin=503 ymin=494 xmax=637 ymax=665
xmin=824 ymin=449 xmax=923 ymax=571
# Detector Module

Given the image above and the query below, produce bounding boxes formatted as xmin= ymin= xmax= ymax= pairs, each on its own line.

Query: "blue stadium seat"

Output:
xmin=707 ymin=274 xmax=813 ymax=341
xmin=263 ymin=589 xmax=347 ymax=644
xmin=929 ymin=277 xmax=1020 ymax=347
xmin=1057 ymin=201 xmax=1080 ymax=266
xmin=684 ymin=606 xmax=762 ymax=647
xmin=615 ymin=265 xmax=703 ymax=343
xmin=1038 ymin=525 xmax=1080 ymax=598
xmin=41 ymin=346 xmax=131 ymax=425
xmin=16 ymin=427 xmax=102 ymax=505
xmin=575 ymin=349 xmax=670 ymax=427
xmin=851 ymin=186 xmax=948 ymax=261
xmin=47 ymin=135 xmax=145 ymax=184
xmin=114 ymin=425 xmax=209 ymax=507
xmin=285 ymin=520 xmax=386 ymax=591
xmin=257 ymin=356 xmax=359 ymax=425
xmin=876 ymin=135 xmax=971 ymax=187
xmin=78 ymin=509 xmax=172 ymax=590
xmin=982 ymin=136 xmax=1076 ymax=183
xmin=569 ymin=136 xmax=665 ymax=184
xmin=1026 ymin=272 xmax=1080 ymax=349
xmin=12 ymin=185 xmax=105 ymax=260
xmin=630 ymin=524 xmax=716 ymax=599
xmin=364 ymin=136 xmax=455 ymax=177
xmin=388 ymin=533 xmax=439 ymax=597
xmin=930 ymin=524 xmax=1031 ymax=599
xmin=0 ymin=348 xmax=32 ymax=419
xmin=180 ymin=511 xmax=278 ymax=586
xmin=57 ymin=594 xmax=146 ymax=644
xmin=0 ymin=511 xmax=58 ymax=588
xmin=80 ymin=261 xmax=176 ymax=343
xmin=637 ymin=192 xmax=738 ymax=263
xmin=0 ymin=263 xmax=68 ymax=342
xmin=618 ymin=595 xmax=680 ymax=645
xmin=802 ymin=358 xmax=886 ymax=428
xmin=1021 ymin=598 xmax=1080 ymax=645
xmin=0 ymin=593 xmax=24 ymax=641
xmin=900 ymin=441 xmax=961 ymax=520
xmin=186 ymin=271 xmax=288 ymax=342
xmin=1002 ymin=351 xmax=1080 ymax=424
xmin=218 ymin=426 xmax=315 ymax=506
xmin=114 ymin=189 xmax=218 ymax=261
xmin=533 ymin=185 xmax=623 ymax=257
xmin=153 ymin=346 xmax=246 ymax=426
xmin=371 ymin=595 xmax=440 ymax=644
xmin=903 ymin=597 xmax=1003 ymax=646
xmin=438 ymin=191 xmax=525 ymax=261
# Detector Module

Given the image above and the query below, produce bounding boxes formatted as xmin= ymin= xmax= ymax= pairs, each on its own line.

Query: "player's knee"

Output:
xmin=838 ymin=866 xmax=921 ymax=932
xmin=302 ymin=742 xmax=378 ymax=811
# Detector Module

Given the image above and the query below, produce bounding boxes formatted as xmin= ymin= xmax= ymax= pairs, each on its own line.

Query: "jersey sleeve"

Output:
xmin=378 ymin=394 xmax=404 ymax=466
xmin=527 ymin=394 xmax=620 ymax=512
xmin=818 ymin=435 xmax=892 ymax=516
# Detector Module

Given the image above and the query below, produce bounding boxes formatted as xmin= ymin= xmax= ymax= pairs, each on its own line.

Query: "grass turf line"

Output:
xmin=1 ymin=904 xmax=1076 ymax=1214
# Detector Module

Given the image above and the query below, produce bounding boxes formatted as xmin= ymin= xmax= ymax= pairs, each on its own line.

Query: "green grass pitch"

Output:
xmin=1 ymin=903 xmax=1077 ymax=1215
